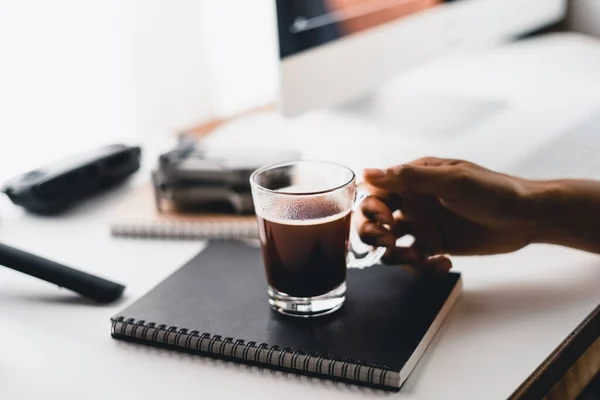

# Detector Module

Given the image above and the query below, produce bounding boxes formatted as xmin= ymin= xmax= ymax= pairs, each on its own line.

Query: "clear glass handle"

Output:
xmin=347 ymin=190 xmax=387 ymax=269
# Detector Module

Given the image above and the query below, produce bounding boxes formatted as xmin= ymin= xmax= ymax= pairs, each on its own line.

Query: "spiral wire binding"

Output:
xmin=111 ymin=219 xmax=259 ymax=240
xmin=111 ymin=316 xmax=397 ymax=388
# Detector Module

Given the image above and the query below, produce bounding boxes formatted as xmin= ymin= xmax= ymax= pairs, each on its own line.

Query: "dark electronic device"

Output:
xmin=0 ymin=242 xmax=125 ymax=304
xmin=153 ymin=137 xmax=298 ymax=214
xmin=2 ymin=144 xmax=141 ymax=214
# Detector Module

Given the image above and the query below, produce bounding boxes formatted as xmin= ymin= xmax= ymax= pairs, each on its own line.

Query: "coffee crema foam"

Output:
xmin=256 ymin=185 xmax=351 ymax=224
xmin=262 ymin=209 xmax=351 ymax=226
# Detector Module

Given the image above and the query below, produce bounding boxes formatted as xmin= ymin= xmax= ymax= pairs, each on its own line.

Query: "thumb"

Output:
xmin=364 ymin=165 xmax=460 ymax=196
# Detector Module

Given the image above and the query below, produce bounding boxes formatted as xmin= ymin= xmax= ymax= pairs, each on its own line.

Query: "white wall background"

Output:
xmin=0 ymin=0 xmax=277 ymax=178
xmin=201 ymin=1 xmax=279 ymax=117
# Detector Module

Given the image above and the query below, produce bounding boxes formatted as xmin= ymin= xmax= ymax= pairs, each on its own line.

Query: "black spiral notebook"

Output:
xmin=111 ymin=242 xmax=461 ymax=391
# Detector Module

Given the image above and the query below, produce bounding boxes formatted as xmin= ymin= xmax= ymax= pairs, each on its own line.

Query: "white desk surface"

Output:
xmin=1 ymin=32 xmax=600 ymax=400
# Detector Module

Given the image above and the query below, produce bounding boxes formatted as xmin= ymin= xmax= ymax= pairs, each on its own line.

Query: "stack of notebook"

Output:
xmin=111 ymin=241 xmax=462 ymax=390
xmin=109 ymin=185 xmax=258 ymax=240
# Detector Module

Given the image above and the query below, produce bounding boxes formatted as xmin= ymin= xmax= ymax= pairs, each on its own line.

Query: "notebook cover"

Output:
xmin=111 ymin=241 xmax=461 ymax=390
xmin=109 ymin=185 xmax=258 ymax=239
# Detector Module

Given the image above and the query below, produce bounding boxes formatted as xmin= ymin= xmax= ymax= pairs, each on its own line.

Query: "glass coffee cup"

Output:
xmin=249 ymin=160 xmax=386 ymax=317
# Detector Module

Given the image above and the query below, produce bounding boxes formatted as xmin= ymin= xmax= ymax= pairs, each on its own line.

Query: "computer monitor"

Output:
xmin=275 ymin=0 xmax=567 ymax=117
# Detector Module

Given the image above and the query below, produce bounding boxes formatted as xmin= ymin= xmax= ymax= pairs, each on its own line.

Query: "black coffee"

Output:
xmin=258 ymin=200 xmax=351 ymax=298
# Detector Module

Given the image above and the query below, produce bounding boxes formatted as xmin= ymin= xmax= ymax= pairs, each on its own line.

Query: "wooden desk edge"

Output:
xmin=180 ymin=104 xmax=275 ymax=139
xmin=510 ymin=304 xmax=600 ymax=400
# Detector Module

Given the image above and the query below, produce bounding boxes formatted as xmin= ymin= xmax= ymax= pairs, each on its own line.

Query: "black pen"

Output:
xmin=0 ymin=242 xmax=125 ymax=303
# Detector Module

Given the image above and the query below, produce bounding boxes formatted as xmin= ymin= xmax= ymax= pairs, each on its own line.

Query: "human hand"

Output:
xmin=357 ymin=157 xmax=539 ymax=270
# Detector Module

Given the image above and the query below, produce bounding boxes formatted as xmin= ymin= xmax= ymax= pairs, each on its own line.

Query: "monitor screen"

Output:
xmin=276 ymin=0 xmax=460 ymax=58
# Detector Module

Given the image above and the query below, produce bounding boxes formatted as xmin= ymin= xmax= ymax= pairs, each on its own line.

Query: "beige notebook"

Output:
xmin=110 ymin=185 xmax=258 ymax=240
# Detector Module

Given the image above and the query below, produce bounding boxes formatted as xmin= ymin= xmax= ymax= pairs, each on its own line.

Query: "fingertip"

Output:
xmin=366 ymin=235 xmax=397 ymax=249
xmin=378 ymin=217 xmax=394 ymax=228
xmin=360 ymin=196 xmax=395 ymax=225
xmin=428 ymin=255 xmax=453 ymax=273
xmin=374 ymin=210 xmax=394 ymax=226
xmin=364 ymin=165 xmax=412 ymax=194
xmin=358 ymin=223 xmax=396 ymax=248
xmin=363 ymin=168 xmax=386 ymax=179
xmin=435 ymin=264 xmax=452 ymax=274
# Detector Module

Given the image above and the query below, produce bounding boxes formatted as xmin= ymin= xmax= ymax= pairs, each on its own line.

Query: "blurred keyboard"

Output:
xmin=508 ymin=112 xmax=600 ymax=180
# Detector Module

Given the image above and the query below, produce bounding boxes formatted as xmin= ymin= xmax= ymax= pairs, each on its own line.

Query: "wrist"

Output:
xmin=521 ymin=179 xmax=565 ymax=245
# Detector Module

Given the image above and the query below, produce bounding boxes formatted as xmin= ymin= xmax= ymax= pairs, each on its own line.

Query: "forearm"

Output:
xmin=527 ymin=179 xmax=600 ymax=253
